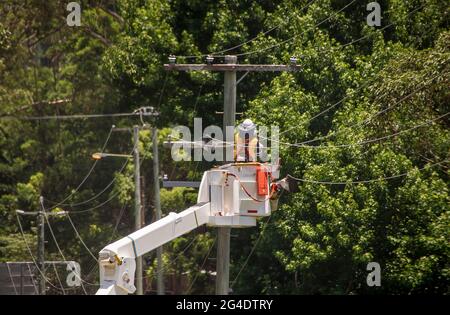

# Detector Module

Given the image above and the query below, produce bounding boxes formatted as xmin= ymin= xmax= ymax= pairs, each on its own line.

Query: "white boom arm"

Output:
xmin=96 ymin=202 xmax=210 ymax=295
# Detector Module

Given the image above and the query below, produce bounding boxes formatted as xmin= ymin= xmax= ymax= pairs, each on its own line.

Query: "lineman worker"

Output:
xmin=234 ymin=119 xmax=260 ymax=162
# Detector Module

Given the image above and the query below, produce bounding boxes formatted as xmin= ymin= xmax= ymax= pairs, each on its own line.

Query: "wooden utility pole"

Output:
xmin=16 ymin=196 xmax=69 ymax=295
xmin=38 ymin=197 xmax=45 ymax=295
xmin=140 ymin=175 xmax=146 ymax=292
xmin=164 ymin=55 xmax=298 ymax=295
xmin=133 ymin=125 xmax=143 ymax=295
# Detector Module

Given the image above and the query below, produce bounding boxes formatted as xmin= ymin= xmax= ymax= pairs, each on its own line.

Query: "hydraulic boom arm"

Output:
xmin=95 ymin=162 xmax=289 ymax=295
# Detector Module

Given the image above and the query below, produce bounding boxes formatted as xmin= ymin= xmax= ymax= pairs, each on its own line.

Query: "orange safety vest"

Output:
xmin=234 ymin=132 xmax=259 ymax=162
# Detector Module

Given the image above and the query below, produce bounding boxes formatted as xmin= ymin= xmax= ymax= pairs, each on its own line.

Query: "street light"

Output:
xmin=16 ymin=209 xmax=67 ymax=216
xmin=91 ymin=152 xmax=133 ymax=160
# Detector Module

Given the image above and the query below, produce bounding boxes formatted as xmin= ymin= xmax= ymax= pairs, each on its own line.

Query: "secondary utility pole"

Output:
xmin=16 ymin=196 xmax=68 ymax=295
xmin=164 ymin=55 xmax=298 ymax=295
xmin=152 ymin=126 xmax=164 ymax=295
xmin=38 ymin=197 xmax=45 ymax=295
xmin=216 ymin=55 xmax=236 ymax=295
xmin=133 ymin=125 xmax=143 ymax=295
xmin=110 ymin=109 xmax=160 ymax=295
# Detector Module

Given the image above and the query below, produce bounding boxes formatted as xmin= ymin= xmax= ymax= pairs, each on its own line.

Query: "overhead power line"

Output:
xmin=40 ymin=200 xmax=89 ymax=294
xmin=235 ymin=0 xmax=357 ymax=57
xmin=231 ymin=215 xmax=272 ymax=288
xmin=174 ymin=4 xmax=431 ymax=151
xmin=84 ymin=201 xmax=129 ymax=282
xmin=45 ymin=125 xmax=115 ymax=210
xmin=236 ymin=2 xmax=425 ymax=58
xmin=0 ymin=99 xmax=71 ymax=117
xmin=171 ymin=73 xmax=448 ymax=153
xmin=1 ymin=107 xmax=158 ymax=122
xmin=1 ymin=111 xmax=156 ymax=121
xmin=262 ymin=71 xmax=447 ymax=147
xmin=177 ymin=0 xmax=317 ymax=59
xmin=186 ymin=236 xmax=217 ymax=294
xmin=277 ymin=111 xmax=450 ymax=149
xmin=265 ymin=3 xmax=429 ymax=139
xmin=46 ymin=128 xmax=141 ymax=211
xmin=63 ymin=151 xmax=146 ymax=214
xmin=175 ymin=1 xmax=424 ymax=62
xmin=290 ymin=160 xmax=447 ymax=185
xmin=15 ymin=214 xmax=66 ymax=293
xmin=52 ymin=262 xmax=66 ymax=295
xmin=66 ymin=214 xmax=98 ymax=262
xmin=138 ymin=234 xmax=200 ymax=282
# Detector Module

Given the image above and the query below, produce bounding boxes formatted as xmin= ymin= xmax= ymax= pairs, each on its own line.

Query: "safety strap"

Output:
xmin=193 ymin=209 xmax=199 ymax=226
xmin=127 ymin=236 xmax=138 ymax=258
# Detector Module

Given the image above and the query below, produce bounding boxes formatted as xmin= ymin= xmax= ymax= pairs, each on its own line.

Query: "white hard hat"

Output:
xmin=238 ymin=119 xmax=256 ymax=137
xmin=241 ymin=119 xmax=255 ymax=130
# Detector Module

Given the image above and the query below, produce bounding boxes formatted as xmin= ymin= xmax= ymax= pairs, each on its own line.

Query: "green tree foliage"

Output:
xmin=0 ymin=0 xmax=448 ymax=294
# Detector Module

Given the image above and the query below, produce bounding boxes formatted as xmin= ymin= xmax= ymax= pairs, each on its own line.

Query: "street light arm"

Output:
xmin=16 ymin=210 xmax=39 ymax=216
xmin=92 ymin=152 xmax=133 ymax=160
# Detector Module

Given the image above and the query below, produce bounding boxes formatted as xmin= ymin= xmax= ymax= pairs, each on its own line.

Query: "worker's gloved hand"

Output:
xmin=276 ymin=175 xmax=299 ymax=193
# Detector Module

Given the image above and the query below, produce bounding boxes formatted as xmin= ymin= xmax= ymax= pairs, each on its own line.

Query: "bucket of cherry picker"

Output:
xmin=198 ymin=162 xmax=280 ymax=222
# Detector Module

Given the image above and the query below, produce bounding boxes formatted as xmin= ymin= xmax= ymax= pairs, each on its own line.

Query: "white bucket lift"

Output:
xmin=96 ymin=161 xmax=281 ymax=295
xmin=198 ymin=162 xmax=280 ymax=227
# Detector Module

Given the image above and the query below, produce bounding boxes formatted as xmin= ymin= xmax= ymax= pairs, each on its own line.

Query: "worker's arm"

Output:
xmin=96 ymin=202 xmax=211 ymax=295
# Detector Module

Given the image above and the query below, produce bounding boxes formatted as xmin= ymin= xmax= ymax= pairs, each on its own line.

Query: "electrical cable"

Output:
xmin=261 ymin=71 xmax=447 ymax=147
xmin=235 ymin=0 xmax=357 ymax=57
xmin=65 ymin=80 xmax=167 ymax=286
xmin=46 ymin=143 xmax=134 ymax=209
xmin=40 ymin=200 xmax=91 ymax=293
xmin=226 ymin=172 xmax=275 ymax=203
xmin=236 ymin=2 xmax=424 ymax=58
xmin=52 ymin=262 xmax=66 ymax=295
xmin=2 ymin=112 xmax=149 ymax=121
xmin=49 ymin=134 xmax=141 ymax=212
xmin=170 ymin=69 xmax=440 ymax=150
xmin=26 ymin=263 xmax=39 ymax=294
xmin=275 ymin=111 xmax=450 ymax=149
xmin=230 ymin=215 xmax=272 ymax=288
xmin=64 ymin=143 xmax=145 ymax=214
xmin=6 ymin=262 xmax=18 ymax=295
xmin=170 ymin=35 xmax=437 ymax=151
xmin=64 ymin=191 xmax=121 ymax=214
xmin=66 ymin=214 xmax=98 ymax=262
xmin=15 ymin=213 xmax=66 ymax=293
xmin=290 ymin=160 xmax=447 ymax=185
xmin=83 ymin=201 xmax=129 ymax=282
xmin=44 ymin=125 xmax=114 ymax=210
xmin=61 ymin=113 xmax=157 ymax=283
xmin=185 ymin=236 xmax=217 ymax=294
xmin=175 ymin=4 xmax=430 ymax=152
xmin=257 ymin=3 xmax=432 ymax=141
xmin=179 ymin=0 xmax=317 ymax=59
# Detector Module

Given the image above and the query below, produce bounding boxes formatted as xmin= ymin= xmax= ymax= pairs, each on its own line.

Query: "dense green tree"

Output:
xmin=0 ymin=0 xmax=448 ymax=295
